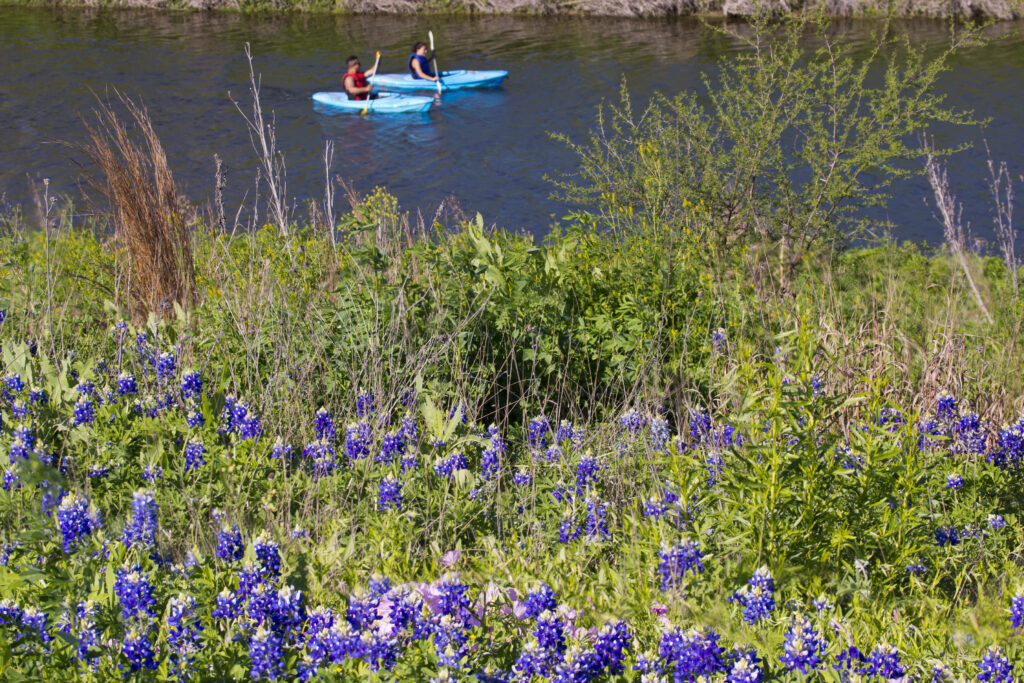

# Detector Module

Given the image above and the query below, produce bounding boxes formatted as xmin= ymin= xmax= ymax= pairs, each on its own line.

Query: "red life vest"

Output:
xmin=343 ymin=71 xmax=369 ymax=100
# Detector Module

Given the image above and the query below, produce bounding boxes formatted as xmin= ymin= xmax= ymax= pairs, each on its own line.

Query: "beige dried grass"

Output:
xmin=72 ymin=92 xmax=195 ymax=317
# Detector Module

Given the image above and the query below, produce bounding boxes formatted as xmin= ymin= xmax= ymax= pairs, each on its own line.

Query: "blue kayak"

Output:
xmin=312 ymin=91 xmax=433 ymax=114
xmin=372 ymin=69 xmax=508 ymax=92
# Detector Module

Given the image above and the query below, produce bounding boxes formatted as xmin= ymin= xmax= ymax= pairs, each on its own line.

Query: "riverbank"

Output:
xmin=2 ymin=0 xmax=1021 ymax=20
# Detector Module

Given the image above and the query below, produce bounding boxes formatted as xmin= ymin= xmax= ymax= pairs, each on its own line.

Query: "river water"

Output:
xmin=0 ymin=8 xmax=1021 ymax=242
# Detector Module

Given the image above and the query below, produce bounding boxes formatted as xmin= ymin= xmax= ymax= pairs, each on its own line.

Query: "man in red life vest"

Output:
xmin=343 ymin=55 xmax=378 ymax=101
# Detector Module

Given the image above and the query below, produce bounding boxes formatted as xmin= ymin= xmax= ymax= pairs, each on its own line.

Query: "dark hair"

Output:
xmin=411 ymin=42 xmax=427 ymax=53
xmin=346 ymin=55 xmax=360 ymax=67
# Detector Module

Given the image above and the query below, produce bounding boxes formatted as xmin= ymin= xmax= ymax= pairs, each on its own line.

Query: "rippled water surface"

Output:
xmin=0 ymin=9 xmax=1021 ymax=240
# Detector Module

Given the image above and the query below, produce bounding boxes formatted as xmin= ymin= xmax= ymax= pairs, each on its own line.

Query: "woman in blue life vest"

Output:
xmin=342 ymin=55 xmax=378 ymax=101
xmin=408 ymin=42 xmax=439 ymax=82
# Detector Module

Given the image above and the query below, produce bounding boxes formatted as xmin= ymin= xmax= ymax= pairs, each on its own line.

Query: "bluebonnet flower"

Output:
xmin=55 ymin=493 xmax=102 ymax=553
xmin=0 ymin=310 xmax=5 ymax=324
xmin=583 ymin=496 xmax=611 ymax=540
xmin=528 ymin=415 xmax=552 ymax=450
xmin=142 ymin=464 xmax=163 ymax=481
xmin=123 ymin=626 xmax=157 ymax=671
xmin=935 ymin=526 xmax=961 ymax=547
xmin=4 ymin=372 xmax=25 ymax=395
xmin=559 ymin=513 xmax=580 ymax=545
xmin=20 ymin=606 xmax=51 ymax=643
xmin=437 ymin=573 xmax=471 ymax=617
xmin=236 ymin=402 xmax=263 ymax=441
xmin=726 ymin=649 xmax=762 ymax=683
xmin=932 ymin=664 xmax=954 ymax=682
xmin=434 ymin=451 xmax=468 ymax=479
xmin=907 ymin=561 xmax=928 ymax=575
xmin=551 ymin=645 xmax=602 ymax=683
xmin=954 ymin=412 xmax=987 ymax=455
xmin=575 ymin=453 xmax=601 ymax=495
xmin=271 ymin=439 xmax=292 ymax=459
xmin=399 ymin=414 xmax=419 ymax=443
xmin=180 ymin=370 xmax=202 ymax=400
xmin=115 ymin=372 xmax=138 ymax=396
xmin=184 ymin=438 xmax=207 ymax=471
xmin=515 ymin=639 xmax=556 ymax=679
xmin=167 ymin=594 xmax=203 ymax=675
xmin=156 ymin=351 xmax=177 ymax=380
xmin=314 ymin=407 xmax=336 ymax=441
xmin=730 ymin=567 xmax=775 ymax=624
xmin=10 ymin=400 xmax=29 ymax=420
xmin=122 ymin=489 xmax=159 ymax=549
xmin=536 ymin=609 xmax=567 ymax=656
xmin=1011 ymin=591 xmax=1024 ymax=629
xmin=659 ymin=627 xmax=725 ymax=682
xmin=114 ymin=566 xmax=157 ymax=621
xmin=650 ymin=416 xmax=671 ymax=452
xmin=522 ymin=584 xmax=559 ymax=619
xmin=978 ymin=645 xmax=1014 ymax=683
xmin=212 ymin=589 xmax=242 ymax=620
xmin=186 ymin=410 xmax=205 ymax=429
xmin=344 ymin=421 xmax=372 ymax=461
xmin=658 ymin=539 xmax=704 ymax=591
xmin=377 ymin=431 xmax=406 ymax=464
xmin=65 ymin=600 xmax=100 ymax=664
xmin=215 ymin=525 xmax=244 ymax=563
xmin=481 ymin=425 xmax=505 ymax=479
xmin=989 ymin=419 xmax=1024 ymax=470
xmin=592 ymin=620 xmax=631 ymax=674
xmin=876 ymin=406 xmax=906 ymax=431
xmin=946 ymin=474 xmax=965 ymax=490
xmin=712 ymin=328 xmax=727 ymax=353
xmin=75 ymin=380 xmax=96 ymax=396
xmin=544 ymin=444 xmax=564 ymax=463
xmin=9 ymin=424 xmax=33 ymax=463
xmin=253 ymin=534 xmax=281 ymax=579
xmin=990 ymin=514 xmax=1008 ymax=530
xmin=89 ymin=462 xmax=110 ymax=479
xmin=2 ymin=467 xmax=20 ymax=491
xmin=378 ymin=475 xmax=403 ymax=511
xmin=513 ymin=468 xmax=532 ymax=487
xmin=555 ymin=420 xmax=583 ymax=449
xmin=303 ymin=439 xmax=337 ymax=478
xmin=937 ymin=392 xmax=958 ymax=421
xmin=249 ymin=626 xmax=284 ymax=680
xmin=779 ymin=616 xmax=826 ymax=674
xmin=861 ymin=643 xmax=905 ymax=679
xmin=290 ymin=527 xmax=308 ymax=540
xmin=72 ymin=396 xmax=95 ymax=426
xmin=0 ymin=598 xmax=22 ymax=626
xmin=620 ymin=410 xmax=646 ymax=439
xmin=355 ymin=392 xmax=374 ymax=418
xmin=345 ymin=591 xmax=379 ymax=630
xmin=690 ymin=412 xmax=713 ymax=445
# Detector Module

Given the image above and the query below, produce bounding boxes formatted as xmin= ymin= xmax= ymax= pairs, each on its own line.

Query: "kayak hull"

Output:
xmin=372 ymin=70 xmax=508 ymax=92
xmin=312 ymin=91 xmax=433 ymax=114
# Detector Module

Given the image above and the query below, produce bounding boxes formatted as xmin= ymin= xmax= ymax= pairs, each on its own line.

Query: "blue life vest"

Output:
xmin=409 ymin=53 xmax=435 ymax=79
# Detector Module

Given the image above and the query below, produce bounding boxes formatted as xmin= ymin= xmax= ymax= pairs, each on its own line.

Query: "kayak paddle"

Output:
xmin=361 ymin=51 xmax=381 ymax=115
xmin=429 ymin=31 xmax=442 ymax=95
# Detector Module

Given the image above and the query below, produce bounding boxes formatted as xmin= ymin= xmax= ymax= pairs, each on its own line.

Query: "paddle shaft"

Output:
xmin=429 ymin=31 xmax=442 ymax=94
xmin=361 ymin=51 xmax=381 ymax=114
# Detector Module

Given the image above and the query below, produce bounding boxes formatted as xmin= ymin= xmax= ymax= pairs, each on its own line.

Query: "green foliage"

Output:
xmin=552 ymin=15 xmax=981 ymax=276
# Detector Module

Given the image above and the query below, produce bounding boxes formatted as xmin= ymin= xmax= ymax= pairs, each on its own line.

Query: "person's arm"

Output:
xmin=410 ymin=58 xmax=438 ymax=82
xmin=364 ymin=63 xmax=377 ymax=77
